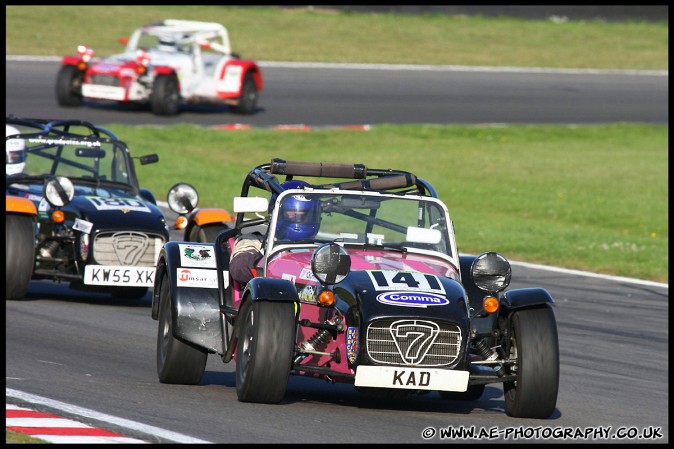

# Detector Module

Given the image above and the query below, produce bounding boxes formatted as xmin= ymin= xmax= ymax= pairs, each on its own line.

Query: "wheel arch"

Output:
xmin=501 ymin=287 xmax=555 ymax=311
xmin=217 ymin=59 xmax=264 ymax=95
xmin=60 ymin=56 xmax=81 ymax=66
xmin=153 ymin=65 xmax=179 ymax=77
xmin=245 ymin=64 xmax=264 ymax=91
xmin=183 ymin=208 xmax=233 ymax=241
xmin=243 ymin=277 xmax=300 ymax=305
xmin=6 ymin=196 xmax=38 ymax=216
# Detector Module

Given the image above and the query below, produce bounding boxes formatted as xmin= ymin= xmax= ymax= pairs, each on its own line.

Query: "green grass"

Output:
xmin=5 ymin=5 xmax=668 ymax=70
xmin=6 ymin=429 xmax=49 ymax=444
xmin=111 ymin=123 xmax=667 ymax=283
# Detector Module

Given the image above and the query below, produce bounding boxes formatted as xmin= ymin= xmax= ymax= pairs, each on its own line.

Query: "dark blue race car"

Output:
xmin=5 ymin=117 xmax=198 ymax=300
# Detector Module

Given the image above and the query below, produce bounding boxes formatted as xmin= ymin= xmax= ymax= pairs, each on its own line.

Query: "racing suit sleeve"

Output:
xmin=230 ymin=233 xmax=264 ymax=284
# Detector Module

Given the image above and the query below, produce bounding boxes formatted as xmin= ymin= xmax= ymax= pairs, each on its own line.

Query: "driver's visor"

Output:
xmin=6 ymin=149 xmax=26 ymax=164
xmin=279 ymin=198 xmax=321 ymax=224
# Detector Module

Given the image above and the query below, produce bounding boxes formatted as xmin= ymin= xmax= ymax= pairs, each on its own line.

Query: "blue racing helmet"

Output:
xmin=274 ymin=181 xmax=321 ymax=241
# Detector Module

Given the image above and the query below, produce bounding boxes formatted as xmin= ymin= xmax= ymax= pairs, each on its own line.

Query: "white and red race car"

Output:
xmin=55 ymin=19 xmax=263 ymax=116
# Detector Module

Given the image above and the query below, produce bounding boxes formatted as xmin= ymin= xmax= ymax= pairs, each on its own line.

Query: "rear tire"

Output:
xmin=150 ymin=75 xmax=180 ymax=116
xmin=231 ymin=73 xmax=258 ymax=115
xmin=503 ymin=306 xmax=559 ymax=418
xmin=6 ymin=214 xmax=35 ymax=299
xmin=157 ymin=271 xmax=207 ymax=384
xmin=55 ymin=65 xmax=83 ymax=107
xmin=236 ymin=300 xmax=296 ymax=403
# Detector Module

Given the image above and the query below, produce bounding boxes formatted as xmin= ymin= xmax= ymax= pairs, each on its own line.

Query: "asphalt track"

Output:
xmin=5 ymin=58 xmax=669 ymax=443
xmin=6 ymin=58 xmax=669 ymax=127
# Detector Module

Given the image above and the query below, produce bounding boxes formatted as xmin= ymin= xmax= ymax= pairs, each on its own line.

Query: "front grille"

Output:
xmin=366 ymin=318 xmax=462 ymax=367
xmin=92 ymin=231 xmax=165 ymax=266
xmin=89 ymin=75 xmax=120 ymax=87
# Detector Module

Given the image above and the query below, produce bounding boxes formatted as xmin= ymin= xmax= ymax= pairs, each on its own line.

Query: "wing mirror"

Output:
xmin=167 ymin=183 xmax=199 ymax=214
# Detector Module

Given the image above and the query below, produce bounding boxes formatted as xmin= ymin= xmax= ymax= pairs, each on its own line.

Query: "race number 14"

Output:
xmin=368 ymin=270 xmax=445 ymax=294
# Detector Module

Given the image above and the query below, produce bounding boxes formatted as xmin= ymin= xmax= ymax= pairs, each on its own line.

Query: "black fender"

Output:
xmin=151 ymin=241 xmax=223 ymax=353
xmin=501 ymin=287 xmax=555 ymax=310
xmin=242 ymin=276 xmax=300 ymax=304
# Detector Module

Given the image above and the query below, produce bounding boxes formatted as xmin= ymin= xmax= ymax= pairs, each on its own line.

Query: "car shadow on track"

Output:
xmin=12 ymin=280 xmax=152 ymax=307
xmin=198 ymin=369 xmax=510 ymax=416
xmin=79 ymin=100 xmax=264 ymax=116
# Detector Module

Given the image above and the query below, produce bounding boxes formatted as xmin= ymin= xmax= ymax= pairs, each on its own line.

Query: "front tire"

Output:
xmin=503 ymin=306 xmax=559 ymax=418
xmin=236 ymin=300 xmax=296 ymax=403
xmin=6 ymin=214 xmax=35 ymax=299
xmin=157 ymin=271 xmax=207 ymax=384
xmin=55 ymin=65 xmax=83 ymax=107
xmin=231 ymin=73 xmax=258 ymax=115
xmin=190 ymin=224 xmax=230 ymax=243
xmin=150 ymin=75 xmax=180 ymax=116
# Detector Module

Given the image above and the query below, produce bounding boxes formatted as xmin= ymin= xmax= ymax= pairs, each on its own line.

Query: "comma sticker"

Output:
xmin=376 ymin=291 xmax=449 ymax=308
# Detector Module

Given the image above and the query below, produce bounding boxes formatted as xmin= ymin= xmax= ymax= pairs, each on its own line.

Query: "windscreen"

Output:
xmin=272 ymin=191 xmax=453 ymax=257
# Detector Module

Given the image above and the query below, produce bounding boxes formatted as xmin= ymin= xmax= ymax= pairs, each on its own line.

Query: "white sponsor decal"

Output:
xmin=82 ymin=84 xmax=126 ymax=101
xmin=7 ymin=184 xmax=30 ymax=191
xmin=84 ymin=265 xmax=155 ymax=286
xmin=38 ymin=198 xmax=49 ymax=212
xmin=299 ymin=268 xmax=316 ymax=281
xmin=178 ymin=244 xmax=216 ymax=268
xmin=282 ymin=273 xmax=296 ymax=283
xmin=366 ymin=270 xmax=446 ymax=294
xmin=218 ymin=65 xmax=242 ymax=92
xmin=176 ymin=268 xmax=218 ymax=289
xmin=85 ymin=196 xmax=151 ymax=213
xmin=73 ymin=218 xmax=93 ymax=234
xmin=28 ymin=137 xmax=101 ymax=147
xmin=354 ymin=365 xmax=468 ymax=392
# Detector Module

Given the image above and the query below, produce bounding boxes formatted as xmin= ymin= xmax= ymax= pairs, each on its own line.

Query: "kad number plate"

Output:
xmin=84 ymin=265 xmax=156 ymax=286
xmin=354 ymin=365 xmax=469 ymax=392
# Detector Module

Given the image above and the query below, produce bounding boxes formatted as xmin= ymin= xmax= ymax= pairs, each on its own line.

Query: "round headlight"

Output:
xmin=470 ymin=252 xmax=512 ymax=293
xmin=43 ymin=176 xmax=75 ymax=207
xmin=311 ymin=243 xmax=351 ymax=285
xmin=167 ymin=183 xmax=199 ymax=214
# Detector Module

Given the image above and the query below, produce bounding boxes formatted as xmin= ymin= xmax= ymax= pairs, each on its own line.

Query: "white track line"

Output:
xmin=6 ymin=389 xmax=212 ymax=444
